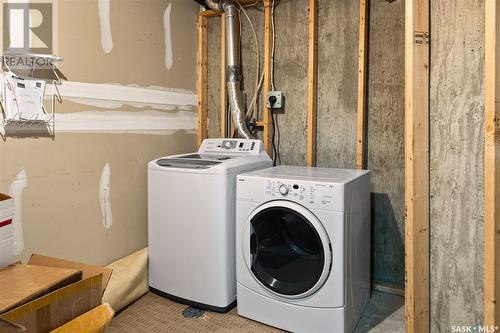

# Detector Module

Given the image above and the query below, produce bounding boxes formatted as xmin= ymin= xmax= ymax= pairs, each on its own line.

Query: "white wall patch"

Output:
xmin=98 ymin=0 xmax=113 ymax=53
xmin=41 ymin=81 xmax=199 ymax=135
xmin=55 ymin=110 xmax=197 ymax=135
xmin=164 ymin=3 xmax=173 ymax=70
xmin=8 ymin=168 xmax=27 ymax=256
xmin=45 ymin=81 xmax=197 ymax=110
xmin=99 ymin=163 xmax=113 ymax=229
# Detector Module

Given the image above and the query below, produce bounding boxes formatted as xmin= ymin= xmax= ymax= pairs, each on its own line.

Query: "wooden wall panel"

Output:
xmin=273 ymin=0 xmax=309 ymax=166
xmin=207 ymin=16 xmax=221 ymax=139
xmin=239 ymin=4 xmax=264 ymax=136
xmin=430 ymin=0 xmax=485 ymax=330
xmin=316 ymin=0 xmax=359 ymax=170
xmin=367 ymin=0 xmax=405 ymax=287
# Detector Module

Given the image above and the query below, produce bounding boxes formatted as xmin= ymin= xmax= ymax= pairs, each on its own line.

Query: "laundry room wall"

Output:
xmin=365 ymin=0 xmax=406 ymax=288
xmin=0 ymin=0 xmax=200 ymax=266
xmin=205 ymin=0 xmax=406 ymax=287
xmin=430 ymin=0 xmax=485 ymax=330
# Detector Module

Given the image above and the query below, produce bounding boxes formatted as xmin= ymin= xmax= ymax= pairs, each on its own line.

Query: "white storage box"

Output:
xmin=0 ymin=193 xmax=14 ymax=268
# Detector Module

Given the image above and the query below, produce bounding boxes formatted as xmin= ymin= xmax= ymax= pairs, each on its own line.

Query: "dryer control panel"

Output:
xmin=199 ymin=139 xmax=263 ymax=155
xmin=265 ymin=180 xmax=335 ymax=206
xmin=238 ymin=176 xmax=345 ymax=212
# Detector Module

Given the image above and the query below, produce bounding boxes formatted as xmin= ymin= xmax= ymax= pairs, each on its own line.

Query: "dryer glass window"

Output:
xmin=250 ymin=207 xmax=325 ymax=296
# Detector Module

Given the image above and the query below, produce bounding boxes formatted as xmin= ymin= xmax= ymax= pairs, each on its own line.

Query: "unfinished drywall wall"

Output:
xmin=430 ymin=0 xmax=485 ymax=330
xmin=0 ymin=0 xmax=199 ymax=265
xmin=205 ymin=0 xmax=405 ymax=287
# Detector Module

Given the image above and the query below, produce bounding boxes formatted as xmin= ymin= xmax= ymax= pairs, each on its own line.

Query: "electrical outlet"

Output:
xmin=267 ymin=91 xmax=283 ymax=109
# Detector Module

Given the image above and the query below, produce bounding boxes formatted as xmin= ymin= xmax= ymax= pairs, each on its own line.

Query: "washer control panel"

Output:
xmin=200 ymin=139 xmax=262 ymax=154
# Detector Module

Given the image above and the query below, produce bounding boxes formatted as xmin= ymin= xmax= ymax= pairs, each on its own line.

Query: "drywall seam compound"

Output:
xmin=40 ymin=81 xmax=199 ymax=134
xmin=98 ymin=0 xmax=113 ymax=53
xmin=55 ymin=110 xmax=197 ymax=134
xmin=164 ymin=3 xmax=173 ymax=70
xmin=8 ymin=168 xmax=27 ymax=256
xmin=45 ymin=81 xmax=197 ymax=109
xmin=99 ymin=163 xmax=113 ymax=229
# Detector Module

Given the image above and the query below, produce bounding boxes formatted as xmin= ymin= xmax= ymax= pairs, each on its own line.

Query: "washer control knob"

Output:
xmin=223 ymin=141 xmax=233 ymax=149
xmin=279 ymin=185 xmax=289 ymax=196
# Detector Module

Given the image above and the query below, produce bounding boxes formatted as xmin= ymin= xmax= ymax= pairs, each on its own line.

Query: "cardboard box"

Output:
xmin=0 ymin=193 xmax=14 ymax=268
xmin=0 ymin=255 xmax=113 ymax=333
xmin=0 ymin=264 xmax=82 ymax=314
xmin=28 ymin=254 xmax=112 ymax=293
xmin=0 ymin=193 xmax=14 ymax=216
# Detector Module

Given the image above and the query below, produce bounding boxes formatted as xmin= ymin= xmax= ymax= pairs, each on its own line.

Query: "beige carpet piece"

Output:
xmin=109 ymin=291 xmax=405 ymax=333
xmin=108 ymin=292 xmax=283 ymax=333
xmin=102 ymin=247 xmax=149 ymax=312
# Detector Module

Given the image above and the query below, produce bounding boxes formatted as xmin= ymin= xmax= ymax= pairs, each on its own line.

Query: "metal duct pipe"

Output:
xmin=204 ymin=0 xmax=252 ymax=139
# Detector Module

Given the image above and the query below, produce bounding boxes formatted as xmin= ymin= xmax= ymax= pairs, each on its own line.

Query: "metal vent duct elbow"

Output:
xmin=203 ymin=0 xmax=252 ymax=139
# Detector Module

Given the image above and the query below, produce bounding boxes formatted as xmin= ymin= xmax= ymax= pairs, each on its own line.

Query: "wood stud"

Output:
xmin=485 ymin=0 xmax=500 ymax=327
xmin=404 ymin=0 xmax=430 ymax=332
xmin=356 ymin=0 xmax=369 ymax=170
xmin=220 ymin=13 xmax=228 ymax=138
xmin=307 ymin=0 xmax=318 ymax=167
xmin=197 ymin=13 xmax=208 ymax=146
xmin=263 ymin=0 xmax=273 ymax=156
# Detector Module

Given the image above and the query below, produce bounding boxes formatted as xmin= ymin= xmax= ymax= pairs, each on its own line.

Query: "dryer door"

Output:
xmin=242 ymin=200 xmax=332 ymax=299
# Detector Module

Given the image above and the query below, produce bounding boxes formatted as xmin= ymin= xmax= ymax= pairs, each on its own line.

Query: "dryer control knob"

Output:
xmin=279 ymin=185 xmax=289 ymax=196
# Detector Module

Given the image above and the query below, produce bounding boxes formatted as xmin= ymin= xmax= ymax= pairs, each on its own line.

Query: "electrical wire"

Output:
xmin=241 ymin=0 xmax=261 ymax=8
xmin=273 ymin=112 xmax=281 ymax=165
xmin=272 ymin=112 xmax=277 ymax=166
xmin=269 ymin=0 xmax=281 ymax=165
xmin=270 ymin=0 xmax=276 ymax=91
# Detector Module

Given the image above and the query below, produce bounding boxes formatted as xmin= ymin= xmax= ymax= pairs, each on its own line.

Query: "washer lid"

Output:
xmin=156 ymin=158 xmax=222 ymax=169
xmin=242 ymin=200 xmax=332 ymax=299
xmin=177 ymin=154 xmax=238 ymax=161
xmin=150 ymin=150 xmax=271 ymax=174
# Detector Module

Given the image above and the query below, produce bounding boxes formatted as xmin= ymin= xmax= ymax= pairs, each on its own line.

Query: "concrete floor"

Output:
xmin=109 ymin=290 xmax=404 ymax=332
xmin=354 ymin=291 xmax=404 ymax=332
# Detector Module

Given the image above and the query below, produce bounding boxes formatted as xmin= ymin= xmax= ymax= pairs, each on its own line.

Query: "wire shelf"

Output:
xmin=0 ymin=53 xmax=63 ymax=139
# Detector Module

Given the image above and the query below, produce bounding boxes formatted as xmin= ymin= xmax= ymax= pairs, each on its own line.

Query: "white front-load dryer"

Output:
xmin=236 ymin=166 xmax=371 ymax=333
xmin=148 ymin=139 xmax=271 ymax=312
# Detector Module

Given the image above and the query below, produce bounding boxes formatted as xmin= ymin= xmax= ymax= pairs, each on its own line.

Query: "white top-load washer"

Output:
xmin=148 ymin=139 xmax=271 ymax=312
xmin=236 ymin=166 xmax=370 ymax=332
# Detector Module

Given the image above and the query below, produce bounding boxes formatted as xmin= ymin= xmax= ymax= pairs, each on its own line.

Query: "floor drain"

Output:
xmin=182 ymin=306 xmax=205 ymax=318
